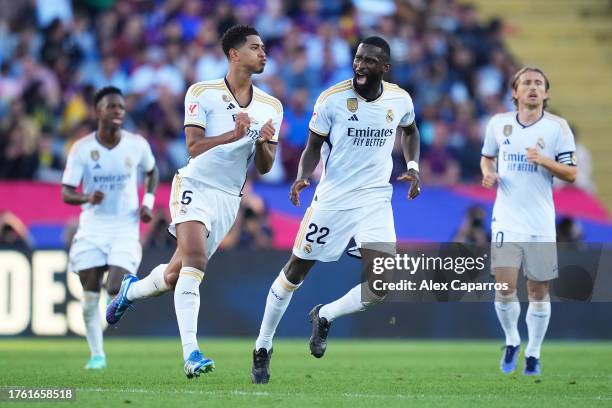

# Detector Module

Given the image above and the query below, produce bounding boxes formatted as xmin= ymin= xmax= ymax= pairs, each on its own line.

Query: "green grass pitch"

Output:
xmin=2 ymin=338 xmax=611 ymax=407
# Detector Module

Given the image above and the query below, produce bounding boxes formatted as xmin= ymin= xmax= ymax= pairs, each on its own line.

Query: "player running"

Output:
xmin=250 ymin=37 xmax=421 ymax=384
xmin=62 ymin=86 xmax=159 ymax=369
xmin=481 ymin=67 xmax=577 ymax=376
xmin=105 ymin=25 xmax=283 ymax=379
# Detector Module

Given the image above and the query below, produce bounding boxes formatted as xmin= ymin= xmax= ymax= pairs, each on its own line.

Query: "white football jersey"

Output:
xmin=308 ymin=79 xmax=415 ymax=210
xmin=482 ymin=111 xmax=576 ymax=237
xmin=180 ymin=78 xmax=283 ymax=196
xmin=62 ymin=130 xmax=156 ymax=234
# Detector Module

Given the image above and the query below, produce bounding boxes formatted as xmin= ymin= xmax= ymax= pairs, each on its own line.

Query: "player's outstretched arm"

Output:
xmin=290 ymin=131 xmax=325 ymax=206
xmin=185 ymin=112 xmax=251 ymax=158
xmin=61 ymin=185 xmax=104 ymax=205
xmin=480 ymin=156 xmax=499 ymax=188
xmin=397 ymin=122 xmax=421 ymax=200
xmin=255 ymin=119 xmax=277 ymax=174
xmin=525 ymin=147 xmax=577 ymax=182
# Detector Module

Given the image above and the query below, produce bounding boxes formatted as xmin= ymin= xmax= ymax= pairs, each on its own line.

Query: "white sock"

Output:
xmin=82 ymin=291 xmax=104 ymax=357
xmin=525 ymin=300 xmax=551 ymax=359
xmin=174 ymin=267 xmax=204 ymax=360
xmin=494 ymin=291 xmax=521 ymax=346
xmin=255 ymin=270 xmax=300 ymax=352
xmin=127 ymin=264 xmax=170 ymax=301
xmin=319 ymin=284 xmax=366 ymax=322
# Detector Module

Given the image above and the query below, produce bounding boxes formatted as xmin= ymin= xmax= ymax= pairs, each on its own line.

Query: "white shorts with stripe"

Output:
xmin=491 ymin=229 xmax=558 ymax=282
xmin=168 ymin=174 xmax=241 ymax=258
xmin=292 ymin=201 xmax=396 ymax=262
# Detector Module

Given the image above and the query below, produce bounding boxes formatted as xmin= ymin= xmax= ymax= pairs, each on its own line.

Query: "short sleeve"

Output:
xmin=62 ymin=143 xmax=85 ymax=187
xmin=270 ymin=107 xmax=283 ymax=143
xmin=184 ymin=84 xmax=208 ymax=129
xmin=399 ymin=93 xmax=415 ymax=127
xmin=481 ymin=118 xmax=499 ymax=158
xmin=555 ymin=120 xmax=577 ymax=166
xmin=138 ymin=137 xmax=156 ymax=172
xmin=308 ymin=95 xmax=332 ymax=136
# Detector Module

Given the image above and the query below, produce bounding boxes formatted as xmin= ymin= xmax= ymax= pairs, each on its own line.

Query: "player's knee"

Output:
xmin=181 ymin=250 xmax=208 ymax=272
xmin=527 ymin=286 xmax=549 ymax=302
xmin=283 ymin=258 xmax=310 ymax=285
xmin=165 ymin=270 xmax=179 ymax=289
xmin=498 ymin=283 xmax=516 ymax=296
xmin=80 ymin=276 xmax=101 ymax=292
xmin=105 ymin=281 xmax=121 ymax=296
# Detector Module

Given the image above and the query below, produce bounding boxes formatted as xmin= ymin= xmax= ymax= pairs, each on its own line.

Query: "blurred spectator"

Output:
xmin=0 ymin=211 xmax=31 ymax=248
xmin=281 ymin=87 xmax=310 ymax=180
xmin=454 ymin=120 xmax=484 ymax=183
xmin=0 ymin=0 xmax=582 ymax=194
xmin=143 ymin=209 xmax=176 ymax=249
xmin=420 ymin=122 xmax=460 ymax=186
xmin=556 ymin=217 xmax=583 ymax=243
xmin=222 ymin=181 xmax=274 ymax=249
xmin=453 ymin=205 xmax=489 ymax=244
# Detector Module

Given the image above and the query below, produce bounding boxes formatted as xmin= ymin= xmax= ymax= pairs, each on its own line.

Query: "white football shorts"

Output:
xmin=168 ymin=174 xmax=241 ymax=258
xmin=69 ymin=227 xmax=141 ymax=274
xmin=292 ymin=200 xmax=396 ymax=262
xmin=491 ymin=229 xmax=558 ymax=282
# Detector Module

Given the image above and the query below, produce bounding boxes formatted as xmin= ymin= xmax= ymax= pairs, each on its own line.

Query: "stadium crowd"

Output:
xmin=0 ymin=0 xmax=595 ymax=248
xmin=1 ymin=0 xmax=529 ymax=184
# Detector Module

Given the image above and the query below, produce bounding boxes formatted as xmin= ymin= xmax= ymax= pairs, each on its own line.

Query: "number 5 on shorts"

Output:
xmin=181 ymin=190 xmax=193 ymax=205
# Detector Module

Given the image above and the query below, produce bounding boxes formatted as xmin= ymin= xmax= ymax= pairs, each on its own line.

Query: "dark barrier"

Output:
xmin=1 ymin=247 xmax=611 ymax=338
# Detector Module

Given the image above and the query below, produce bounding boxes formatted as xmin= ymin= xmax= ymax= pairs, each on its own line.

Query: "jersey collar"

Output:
xmin=351 ymin=78 xmax=385 ymax=103
xmin=95 ymin=130 xmax=123 ymax=150
xmin=515 ymin=111 xmax=544 ymax=129
xmin=224 ymin=77 xmax=254 ymax=109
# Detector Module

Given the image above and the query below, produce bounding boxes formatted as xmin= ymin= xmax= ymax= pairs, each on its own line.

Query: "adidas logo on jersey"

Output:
xmin=503 ymin=138 xmax=510 ymax=145
xmin=227 ymin=103 xmax=235 ymax=110
xmin=348 ymin=114 xmax=359 ymax=121
xmin=93 ymin=163 xmax=102 ymax=170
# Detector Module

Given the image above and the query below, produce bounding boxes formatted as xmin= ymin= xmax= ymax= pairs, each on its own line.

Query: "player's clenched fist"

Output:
xmin=289 ymin=179 xmax=310 ymax=207
xmin=88 ymin=190 xmax=105 ymax=204
xmin=482 ymin=172 xmax=499 ymax=188
xmin=232 ymin=112 xmax=252 ymax=140
xmin=256 ymin=119 xmax=275 ymax=144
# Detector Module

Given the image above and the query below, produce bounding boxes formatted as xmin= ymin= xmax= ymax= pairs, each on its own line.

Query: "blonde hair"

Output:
xmin=510 ymin=67 xmax=550 ymax=108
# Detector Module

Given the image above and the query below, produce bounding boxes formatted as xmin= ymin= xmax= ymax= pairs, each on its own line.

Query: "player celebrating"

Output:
xmin=105 ymin=25 xmax=282 ymax=378
xmin=250 ymin=37 xmax=421 ymax=384
xmin=481 ymin=67 xmax=577 ymax=375
xmin=62 ymin=86 xmax=158 ymax=369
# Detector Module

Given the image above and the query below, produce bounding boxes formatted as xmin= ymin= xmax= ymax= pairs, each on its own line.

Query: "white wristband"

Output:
xmin=142 ymin=192 xmax=155 ymax=209
xmin=407 ymin=161 xmax=419 ymax=172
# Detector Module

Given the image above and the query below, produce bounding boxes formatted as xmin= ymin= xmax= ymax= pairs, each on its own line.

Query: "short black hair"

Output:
xmin=360 ymin=36 xmax=391 ymax=62
xmin=221 ymin=24 xmax=260 ymax=57
xmin=94 ymin=86 xmax=122 ymax=107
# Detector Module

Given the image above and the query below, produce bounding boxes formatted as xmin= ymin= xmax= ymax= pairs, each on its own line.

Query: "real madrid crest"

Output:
xmin=303 ymin=243 xmax=312 ymax=254
xmin=90 ymin=150 xmax=100 ymax=161
xmin=222 ymin=94 xmax=231 ymax=103
xmin=503 ymin=125 xmax=512 ymax=137
xmin=536 ymin=138 xmax=545 ymax=149
xmin=125 ymin=157 xmax=133 ymax=168
xmin=347 ymin=98 xmax=358 ymax=113
xmin=386 ymin=109 xmax=394 ymax=123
